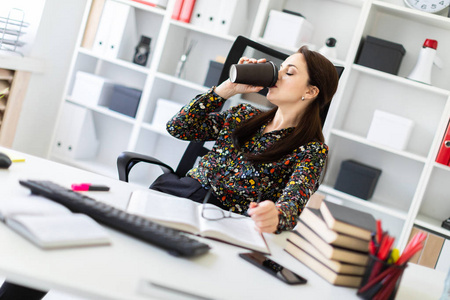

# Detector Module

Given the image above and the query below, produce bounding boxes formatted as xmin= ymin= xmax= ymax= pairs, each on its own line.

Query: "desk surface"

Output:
xmin=0 ymin=148 xmax=445 ymax=300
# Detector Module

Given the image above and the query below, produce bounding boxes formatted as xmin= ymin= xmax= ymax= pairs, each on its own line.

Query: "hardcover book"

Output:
xmin=299 ymin=207 xmax=369 ymax=252
xmin=286 ymin=233 xmax=366 ymax=275
xmin=320 ymin=200 xmax=376 ymax=241
xmin=295 ymin=219 xmax=369 ymax=266
xmin=285 ymin=241 xmax=363 ymax=287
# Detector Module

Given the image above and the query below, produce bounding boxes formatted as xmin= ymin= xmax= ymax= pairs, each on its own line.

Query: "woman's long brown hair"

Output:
xmin=231 ymin=46 xmax=339 ymax=163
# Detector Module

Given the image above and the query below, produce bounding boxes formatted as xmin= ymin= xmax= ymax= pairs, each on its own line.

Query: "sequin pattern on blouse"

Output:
xmin=166 ymin=89 xmax=328 ymax=232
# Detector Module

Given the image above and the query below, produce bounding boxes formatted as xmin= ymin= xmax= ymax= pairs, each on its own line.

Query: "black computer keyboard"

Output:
xmin=19 ymin=180 xmax=210 ymax=257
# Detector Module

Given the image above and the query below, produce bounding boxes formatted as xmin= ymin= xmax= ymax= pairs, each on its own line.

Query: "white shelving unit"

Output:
xmin=49 ymin=0 xmax=450 ymax=251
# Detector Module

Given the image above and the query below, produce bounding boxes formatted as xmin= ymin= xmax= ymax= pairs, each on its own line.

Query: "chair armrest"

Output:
xmin=117 ymin=151 xmax=174 ymax=182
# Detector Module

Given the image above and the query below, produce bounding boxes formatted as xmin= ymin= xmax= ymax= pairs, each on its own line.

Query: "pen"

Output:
xmin=71 ymin=183 xmax=110 ymax=191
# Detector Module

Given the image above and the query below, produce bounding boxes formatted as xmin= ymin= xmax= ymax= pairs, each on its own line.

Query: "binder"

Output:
xmin=189 ymin=0 xmax=208 ymax=27
xmin=92 ymin=0 xmax=115 ymax=55
xmin=171 ymin=0 xmax=184 ymax=20
xmin=436 ymin=120 xmax=450 ymax=165
xmin=178 ymin=0 xmax=196 ymax=23
xmin=92 ymin=0 xmax=137 ymax=60
xmin=214 ymin=0 xmax=247 ymax=36
xmin=104 ymin=2 xmax=135 ymax=59
xmin=81 ymin=0 xmax=106 ymax=49
xmin=53 ymin=103 xmax=99 ymax=159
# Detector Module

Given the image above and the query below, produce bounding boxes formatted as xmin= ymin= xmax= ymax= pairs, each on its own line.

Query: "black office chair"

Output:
xmin=117 ymin=35 xmax=344 ymax=183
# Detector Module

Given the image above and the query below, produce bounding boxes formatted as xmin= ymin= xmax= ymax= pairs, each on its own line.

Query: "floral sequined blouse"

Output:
xmin=166 ymin=89 xmax=328 ymax=232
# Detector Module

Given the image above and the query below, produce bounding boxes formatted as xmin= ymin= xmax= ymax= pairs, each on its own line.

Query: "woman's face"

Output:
xmin=266 ymin=53 xmax=311 ymax=105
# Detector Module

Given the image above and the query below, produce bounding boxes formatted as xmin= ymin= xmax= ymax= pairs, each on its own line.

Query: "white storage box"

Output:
xmin=367 ymin=110 xmax=414 ymax=151
xmin=263 ymin=10 xmax=313 ymax=49
xmin=72 ymin=71 xmax=114 ymax=107
xmin=152 ymin=99 xmax=183 ymax=130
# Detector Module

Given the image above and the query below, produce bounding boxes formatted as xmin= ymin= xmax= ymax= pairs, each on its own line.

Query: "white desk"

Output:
xmin=0 ymin=148 xmax=445 ymax=300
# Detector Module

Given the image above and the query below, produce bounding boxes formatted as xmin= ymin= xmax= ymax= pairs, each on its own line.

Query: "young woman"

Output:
xmin=153 ymin=46 xmax=339 ymax=234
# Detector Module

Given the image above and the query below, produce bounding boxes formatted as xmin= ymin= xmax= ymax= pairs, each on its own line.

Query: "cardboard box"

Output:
xmin=263 ymin=10 xmax=313 ymax=49
xmin=108 ymin=85 xmax=142 ymax=118
xmin=334 ymin=160 xmax=382 ymax=200
xmin=367 ymin=110 xmax=414 ymax=151
xmin=356 ymin=36 xmax=406 ymax=75
xmin=72 ymin=71 xmax=114 ymax=106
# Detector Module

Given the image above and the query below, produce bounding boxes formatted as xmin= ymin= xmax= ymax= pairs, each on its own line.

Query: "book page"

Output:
xmin=196 ymin=205 xmax=268 ymax=253
xmin=6 ymin=213 xmax=111 ymax=249
xmin=127 ymin=190 xmax=200 ymax=232
xmin=0 ymin=195 xmax=71 ymax=220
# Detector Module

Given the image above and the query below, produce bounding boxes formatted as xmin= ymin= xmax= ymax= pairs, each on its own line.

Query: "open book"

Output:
xmin=0 ymin=195 xmax=111 ymax=249
xmin=127 ymin=190 xmax=269 ymax=254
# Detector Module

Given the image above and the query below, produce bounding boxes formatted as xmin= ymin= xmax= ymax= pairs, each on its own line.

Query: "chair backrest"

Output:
xmin=174 ymin=35 xmax=344 ymax=177
xmin=174 ymin=36 xmax=290 ymax=177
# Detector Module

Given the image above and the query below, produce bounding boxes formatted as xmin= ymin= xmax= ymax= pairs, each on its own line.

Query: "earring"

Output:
xmin=301 ymin=96 xmax=305 ymax=101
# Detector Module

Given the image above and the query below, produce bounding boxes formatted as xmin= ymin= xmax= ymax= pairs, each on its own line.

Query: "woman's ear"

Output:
xmin=306 ymin=85 xmax=319 ymax=100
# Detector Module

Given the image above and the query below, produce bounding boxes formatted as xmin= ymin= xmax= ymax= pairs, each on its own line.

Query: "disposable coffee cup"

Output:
xmin=229 ymin=61 xmax=278 ymax=87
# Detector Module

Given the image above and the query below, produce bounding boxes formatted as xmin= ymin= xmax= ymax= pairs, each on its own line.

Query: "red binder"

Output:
xmin=171 ymin=0 xmax=184 ymax=20
xmin=179 ymin=0 xmax=196 ymax=23
xmin=436 ymin=121 xmax=450 ymax=166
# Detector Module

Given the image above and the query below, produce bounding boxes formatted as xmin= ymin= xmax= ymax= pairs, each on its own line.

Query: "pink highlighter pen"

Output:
xmin=71 ymin=183 xmax=110 ymax=191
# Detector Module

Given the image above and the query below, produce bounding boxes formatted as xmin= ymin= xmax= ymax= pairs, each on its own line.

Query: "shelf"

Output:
xmin=78 ymin=47 xmax=150 ymax=74
xmin=319 ymin=184 xmax=408 ymax=220
xmin=169 ymin=20 xmax=236 ymax=42
xmin=115 ymin=0 xmax=166 ymax=15
xmin=372 ymin=1 xmax=450 ymax=30
xmin=141 ymin=122 xmax=171 ymax=137
xmin=66 ymin=97 xmax=136 ymax=124
xmin=434 ymin=162 xmax=450 ymax=172
xmin=352 ymin=64 xmax=450 ymax=96
xmin=0 ymin=54 xmax=45 ymax=73
xmin=331 ymin=129 xmax=427 ymax=162
xmin=155 ymin=72 xmax=207 ymax=91
xmin=415 ymin=214 xmax=450 ymax=238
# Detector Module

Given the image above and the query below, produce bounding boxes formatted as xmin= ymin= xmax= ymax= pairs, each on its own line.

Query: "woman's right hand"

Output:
xmin=214 ymin=57 xmax=266 ymax=99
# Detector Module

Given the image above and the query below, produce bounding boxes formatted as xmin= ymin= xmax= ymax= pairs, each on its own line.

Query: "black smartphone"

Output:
xmin=239 ymin=252 xmax=307 ymax=285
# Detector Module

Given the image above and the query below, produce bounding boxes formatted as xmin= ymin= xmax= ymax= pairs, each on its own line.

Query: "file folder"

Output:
xmin=179 ymin=0 xmax=196 ymax=23
xmin=53 ymin=103 xmax=99 ymax=159
xmin=171 ymin=0 xmax=184 ymax=20
xmin=189 ymin=0 xmax=207 ymax=27
xmin=92 ymin=0 xmax=137 ymax=60
xmin=436 ymin=121 xmax=450 ymax=165
xmin=214 ymin=0 xmax=247 ymax=36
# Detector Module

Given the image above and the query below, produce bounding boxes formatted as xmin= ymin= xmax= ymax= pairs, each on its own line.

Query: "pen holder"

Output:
xmin=357 ymin=255 xmax=407 ymax=300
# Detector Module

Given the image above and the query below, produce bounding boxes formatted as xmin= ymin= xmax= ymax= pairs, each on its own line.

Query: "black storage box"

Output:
xmin=109 ymin=85 xmax=142 ymax=118
xmin=356 ymin=36 xmax=406 ymax=75
xmin=334 ymin=160 xmax=382 ymax=200
xmin=204 ymin=60 xmax=224 ymax=87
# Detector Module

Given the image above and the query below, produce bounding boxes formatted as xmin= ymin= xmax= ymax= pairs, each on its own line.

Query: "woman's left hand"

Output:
xmin=248 ymin=200 xmax=279 ymax=233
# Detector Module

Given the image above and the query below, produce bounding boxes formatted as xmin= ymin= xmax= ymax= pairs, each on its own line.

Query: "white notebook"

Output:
xmin=1 ymin=195 xmax=111 ymax=249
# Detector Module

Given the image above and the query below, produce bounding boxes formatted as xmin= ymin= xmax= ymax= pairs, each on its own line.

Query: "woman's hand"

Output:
xmin=214 ymin=57 xmax=267 ymax=99
xmin=248 ymin=200 xmax=279 ymax=233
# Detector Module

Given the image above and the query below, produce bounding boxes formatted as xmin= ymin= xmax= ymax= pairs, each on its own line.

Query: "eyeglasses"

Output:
xmin=201 ymin=188 xmax=247 ymax=221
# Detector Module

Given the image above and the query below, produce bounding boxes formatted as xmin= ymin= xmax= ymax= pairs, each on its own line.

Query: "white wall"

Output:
xmin=12 ymin=0 xmax=88 ymax=157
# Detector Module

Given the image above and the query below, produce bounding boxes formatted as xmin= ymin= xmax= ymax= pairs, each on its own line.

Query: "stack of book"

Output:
xmin=285 ymin=200 xmax=376 ymax=287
